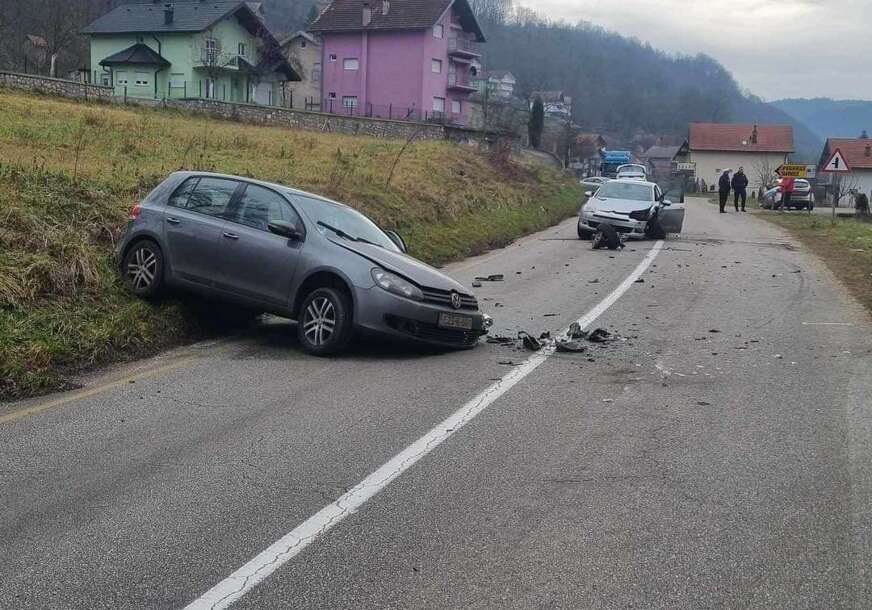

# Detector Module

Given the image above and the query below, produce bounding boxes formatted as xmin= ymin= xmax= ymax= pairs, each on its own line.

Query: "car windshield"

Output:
xmin=292 ymin=194 xmax=400 ymax=252
xmin=597 ymin=182 xmax=654 ymax=202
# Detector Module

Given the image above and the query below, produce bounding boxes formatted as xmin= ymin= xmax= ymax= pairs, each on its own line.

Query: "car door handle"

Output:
xmin=223 ymin=232 xmax=239 ymax=240
xmin=166 ymin=216 xmax=181 ymax=225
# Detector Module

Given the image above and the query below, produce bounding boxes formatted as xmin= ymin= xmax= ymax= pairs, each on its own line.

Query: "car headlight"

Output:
xmin=371 ymin=268 xmax=423 ymax=301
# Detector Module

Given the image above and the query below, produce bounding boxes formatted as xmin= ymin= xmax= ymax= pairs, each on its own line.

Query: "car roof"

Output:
xmin=171 ymin=171 xmax=346 ymax=208
xmin=607 ymin=178 xmax=656 ymax=187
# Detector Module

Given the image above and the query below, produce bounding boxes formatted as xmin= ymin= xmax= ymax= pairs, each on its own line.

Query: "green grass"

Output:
xmin=760 ymin=212 xmax=872 ymax=313
xmin=0 ymin=89 xmax=583 ymax=398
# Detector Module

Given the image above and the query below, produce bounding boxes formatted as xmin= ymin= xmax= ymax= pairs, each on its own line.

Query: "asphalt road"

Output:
xmin=2 ymin=197 xmax=871 ymax=609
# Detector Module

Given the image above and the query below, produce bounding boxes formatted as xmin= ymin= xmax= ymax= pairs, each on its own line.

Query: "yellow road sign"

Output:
xmin=776 ymin=164 xmax=808 ymax=178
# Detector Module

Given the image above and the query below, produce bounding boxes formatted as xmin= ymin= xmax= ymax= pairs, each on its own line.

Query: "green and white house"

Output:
xmin=82 ymin=1 xmax=299 ymax=104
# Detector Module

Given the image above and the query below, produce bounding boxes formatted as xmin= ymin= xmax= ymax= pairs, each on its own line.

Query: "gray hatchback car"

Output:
xmin=116 ymin=172 xmax=489 ymax=354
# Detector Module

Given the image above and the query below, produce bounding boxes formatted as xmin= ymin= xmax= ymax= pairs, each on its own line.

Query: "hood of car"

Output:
xmin=586 ymin=196 xmax=654 ymax=214
xmin=329 ymin=238 xmax=469 ymax=294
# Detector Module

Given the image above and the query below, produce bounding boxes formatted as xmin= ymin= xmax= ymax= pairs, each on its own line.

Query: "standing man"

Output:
xmin=731 ymin=166 xmax=749 ymax=212
xmin=718 ymin=169 xmax=732 ymax=213
xmin=778 ymin=176 xmax=795 ymax=211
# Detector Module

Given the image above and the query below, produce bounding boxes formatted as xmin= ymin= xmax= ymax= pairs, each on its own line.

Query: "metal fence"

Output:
xmin=317 ymin=99 xmax=467 ymax=126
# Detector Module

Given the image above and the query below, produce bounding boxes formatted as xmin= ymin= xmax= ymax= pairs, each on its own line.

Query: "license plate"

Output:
xmin=438 ymin=312 xmax=473 ymax=330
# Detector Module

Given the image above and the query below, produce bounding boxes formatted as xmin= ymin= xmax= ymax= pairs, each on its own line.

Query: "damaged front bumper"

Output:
xmin=578 ymin=211 xmax=648 ymax=239
xmin=353 ymin=286 xmax=491 ymax=349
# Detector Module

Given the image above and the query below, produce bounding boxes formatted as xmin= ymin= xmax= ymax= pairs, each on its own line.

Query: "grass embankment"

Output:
xmin=0 ymin=90 xmax=582 ymax=398
xmin=760 ymin=213 xmax=872 ymax=313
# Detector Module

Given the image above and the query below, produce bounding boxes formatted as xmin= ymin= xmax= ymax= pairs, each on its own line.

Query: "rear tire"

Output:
xmin=122 ymin=239 xmax=164 ymax=299
xmin=297 ymin=287 xmax=353 ymax=356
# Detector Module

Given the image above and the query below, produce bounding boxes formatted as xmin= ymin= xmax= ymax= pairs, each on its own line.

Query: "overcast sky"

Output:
xmin=518 ymin=0 xmax=869 ymax=101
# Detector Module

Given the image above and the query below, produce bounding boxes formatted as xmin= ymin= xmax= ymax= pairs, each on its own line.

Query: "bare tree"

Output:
xmin=830 ymin=173 xmax=862 ymax=208
xmin=753 ymin=157 xmax=780 ymax=193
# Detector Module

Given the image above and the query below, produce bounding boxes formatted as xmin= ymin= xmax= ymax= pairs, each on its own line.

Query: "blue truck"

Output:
xmin=600 ymin=150 xmax=634 ymax=178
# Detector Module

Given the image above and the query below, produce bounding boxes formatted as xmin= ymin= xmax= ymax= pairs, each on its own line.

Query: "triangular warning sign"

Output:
xmin=822 ymin=148 xmax=851 ymax=173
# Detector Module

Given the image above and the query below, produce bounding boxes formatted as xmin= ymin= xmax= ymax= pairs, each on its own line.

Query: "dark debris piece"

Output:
xmin=556 ymin=340 xmax=587 ymax=353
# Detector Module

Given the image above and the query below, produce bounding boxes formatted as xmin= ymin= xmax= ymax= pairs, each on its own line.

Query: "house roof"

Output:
xmin=309 ymin=0 xmax=485 ymax=42
xmin=821 ymin=138 xmax=872 ymax=170
xmin=25 ymin=34 xmax=48 ymax=48
xmin=642 ymin=145 xmax=681 ymax=160
xmin=531 ymin=91 xmax=569 ymax=104
xmin=82 ymin=1 xmax=270 ymax=38
xmin=689 ymin=123 xmax=793 ymax=153
xmin=99 ymin=43 xmax=171 ymax=67
xmin=484 ymin=69 xmax=514 ymax=81
xmin=280 ymin=30 xmax=319 ymax=47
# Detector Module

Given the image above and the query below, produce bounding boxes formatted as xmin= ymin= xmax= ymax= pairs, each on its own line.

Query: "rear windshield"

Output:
xmin=597 ymin=182 xmax=654 ymax=202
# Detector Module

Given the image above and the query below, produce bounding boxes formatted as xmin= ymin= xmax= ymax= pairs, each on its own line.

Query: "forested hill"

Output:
xmin=773 ymin=98 xmax=872 ymax=141
xmin=472 ymin=8 xmax=821 ymax=160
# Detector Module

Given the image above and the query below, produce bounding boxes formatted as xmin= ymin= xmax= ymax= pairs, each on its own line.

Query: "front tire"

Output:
xmin=122 ymin=239 xmax=164 ymax=299
xmin=297 ymin=287 xmax=353 ymax=356
xmin=577 ymin=224 xmax=594 ymax=240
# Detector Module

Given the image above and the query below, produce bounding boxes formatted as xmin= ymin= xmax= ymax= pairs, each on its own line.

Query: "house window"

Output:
xmin=329 ymin=54 xmax=337 ymax=62
xmin=343 ymin=58 xmax=359 ymax=71
xmin=101 ymin=75 xmax=112 ymax=86
xmin=134 ymin=72 xmax=149 ymax=86
xmin=312 ymin=64 xmax=321 ymax=82
xmin=342 ymin=96 xmax=358 ymax=109
xmin=432 ymin=59 xmax=442 ymax=74
xmin=328 ymin=92 xmax=336 ymax=98
xmin=432 ymin=97 xmax=445 ymax=113
xmin=433 ymin=24 xmax=444 ymax=38
xmin=206 ymin=79 xmax=215 ymax=98
xmin=205 ymin=38 xmax=218 ymax=63
xmin=238 ymin=42 xmax=246 ymax=57
xmin=301 ymin=40 xmax=307 ymax=48
xmin=451 ymin=100 xmax=461 ymax=114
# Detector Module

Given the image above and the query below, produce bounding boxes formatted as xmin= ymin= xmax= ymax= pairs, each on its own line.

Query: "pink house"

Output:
xmin=309 ymin=0 xmax=485 ymax=125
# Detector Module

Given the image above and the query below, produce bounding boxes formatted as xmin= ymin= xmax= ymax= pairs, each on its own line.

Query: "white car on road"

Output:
xmin=579 ymin=179 xmax=685 ymax=239
xmin=615 ymin=164 xmax=648 ymax=181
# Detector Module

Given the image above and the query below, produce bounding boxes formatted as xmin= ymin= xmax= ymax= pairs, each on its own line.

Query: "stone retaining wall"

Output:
xmin=0 ymin=71 xmax=113 ymax=102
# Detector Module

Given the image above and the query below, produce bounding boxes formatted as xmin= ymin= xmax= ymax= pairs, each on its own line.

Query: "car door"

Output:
xmin=216 ymin=183 xmax=305 ymax=309
xmin=655 ymin=184 xmax=686 ymax=234
xmin=163 ymin=176 xmax=241 ymax=287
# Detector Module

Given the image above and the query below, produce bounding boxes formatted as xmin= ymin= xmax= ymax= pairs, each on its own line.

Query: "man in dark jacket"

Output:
xmin=731 ymin=167 xmax=749 ymax=212
xmin=718 ymin=170 xmax=732 ymax=213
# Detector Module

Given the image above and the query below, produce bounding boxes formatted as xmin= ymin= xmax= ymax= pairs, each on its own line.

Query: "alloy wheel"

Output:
xmin=127 ymin=246 xmax=157 ymax=291
xmin=303 ymin=296 xmax=337 ymax=347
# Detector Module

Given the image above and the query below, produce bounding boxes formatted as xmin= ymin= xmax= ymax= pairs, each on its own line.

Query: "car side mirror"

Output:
xmin=662 ymin=200 xmax=673 ymax=206
xmin=268 ymin=220 xmax=304 ymax=240
xmin=585 ymin=190 xmax=594 ymax=197
xmin=384 ymin=230 xmax=407 ymax=253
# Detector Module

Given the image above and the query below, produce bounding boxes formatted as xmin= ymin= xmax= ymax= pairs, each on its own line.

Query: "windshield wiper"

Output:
xmin=317 ymin=221 xmax=381 ymax=248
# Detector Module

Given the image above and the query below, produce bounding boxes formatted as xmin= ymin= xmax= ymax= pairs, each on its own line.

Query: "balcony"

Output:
xmin=447 ymin=73 xmax=477 ymax=93
xmin=447 ymin=37 xmax=481 ymax=58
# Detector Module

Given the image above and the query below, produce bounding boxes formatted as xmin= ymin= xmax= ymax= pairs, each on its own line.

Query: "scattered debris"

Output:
xmin=475 ymin=274 xmax=505 ymax=282
xmin=486 ymin=335 xmax=514 ymax=345
xmin=774 ymin=354 xmax=784 ymax=359
xmin=539 ymin=331 xmax=551 ymax=340
xmin=634 ymin=278 xmax=645 ymax=284
xmin=519 ymin=332 xmax=542 ymax=352
xmin=697 ymin=401 xmax=712 ymax=406
xmin=589 ymin=278 xmax=600 ymax=284
xmin=592 ymin=224 xmax=625 ymax=250
xmin=556 ymin=339 xmax=587 ymax=353
xmin=587 ymin=328 xmax=611 ymax=343
xmin=497 ymin=360 xmax=518 ymax=366
xmin=544 ymin=313 xmax=558 ymax=318
xmin=709 ymin=329 xmax=721 ymax=334
xmin=472 ymin=282 xmax=483 ymax=288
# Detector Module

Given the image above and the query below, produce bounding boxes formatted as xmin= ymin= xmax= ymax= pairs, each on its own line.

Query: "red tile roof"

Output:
xmin=822 ymin=138 xmax=872 ymax=170
xmin=689 ymin=123 xmax=793 ymax=153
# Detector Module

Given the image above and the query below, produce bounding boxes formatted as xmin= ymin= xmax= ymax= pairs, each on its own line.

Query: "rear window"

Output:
xmin=170 ymin=177 xmax=239 ymax=218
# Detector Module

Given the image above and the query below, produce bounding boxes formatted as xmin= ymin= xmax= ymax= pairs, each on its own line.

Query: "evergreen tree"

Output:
xmin=529 ymin=97 xmax=544 ymax=149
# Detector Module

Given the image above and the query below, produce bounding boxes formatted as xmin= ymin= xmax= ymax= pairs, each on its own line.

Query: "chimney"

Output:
xmin=164 ymin=4 xmax=174 ymax=25
xmin=362 ymin=2 xmax=372 ymax=26
xmin=382 ymin=0 xmax=390 ymax=15
xmin=751 ymin=124 xmax=758 ymax=145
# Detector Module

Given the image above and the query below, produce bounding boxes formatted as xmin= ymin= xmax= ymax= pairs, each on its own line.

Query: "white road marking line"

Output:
xmin=185 ymin=241 xmax=665 ymax=610
xmin=801 ymin=322 xmax=854 ymax=326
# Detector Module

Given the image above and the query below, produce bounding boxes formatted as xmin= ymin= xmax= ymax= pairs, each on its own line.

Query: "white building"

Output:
xmin=688 ymin=123 xmax=793 ymax=190
xmin=818 ymin=138 xmax=872 ymax=199
xmin=475 ymin=69 xmax=516 ymax=99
